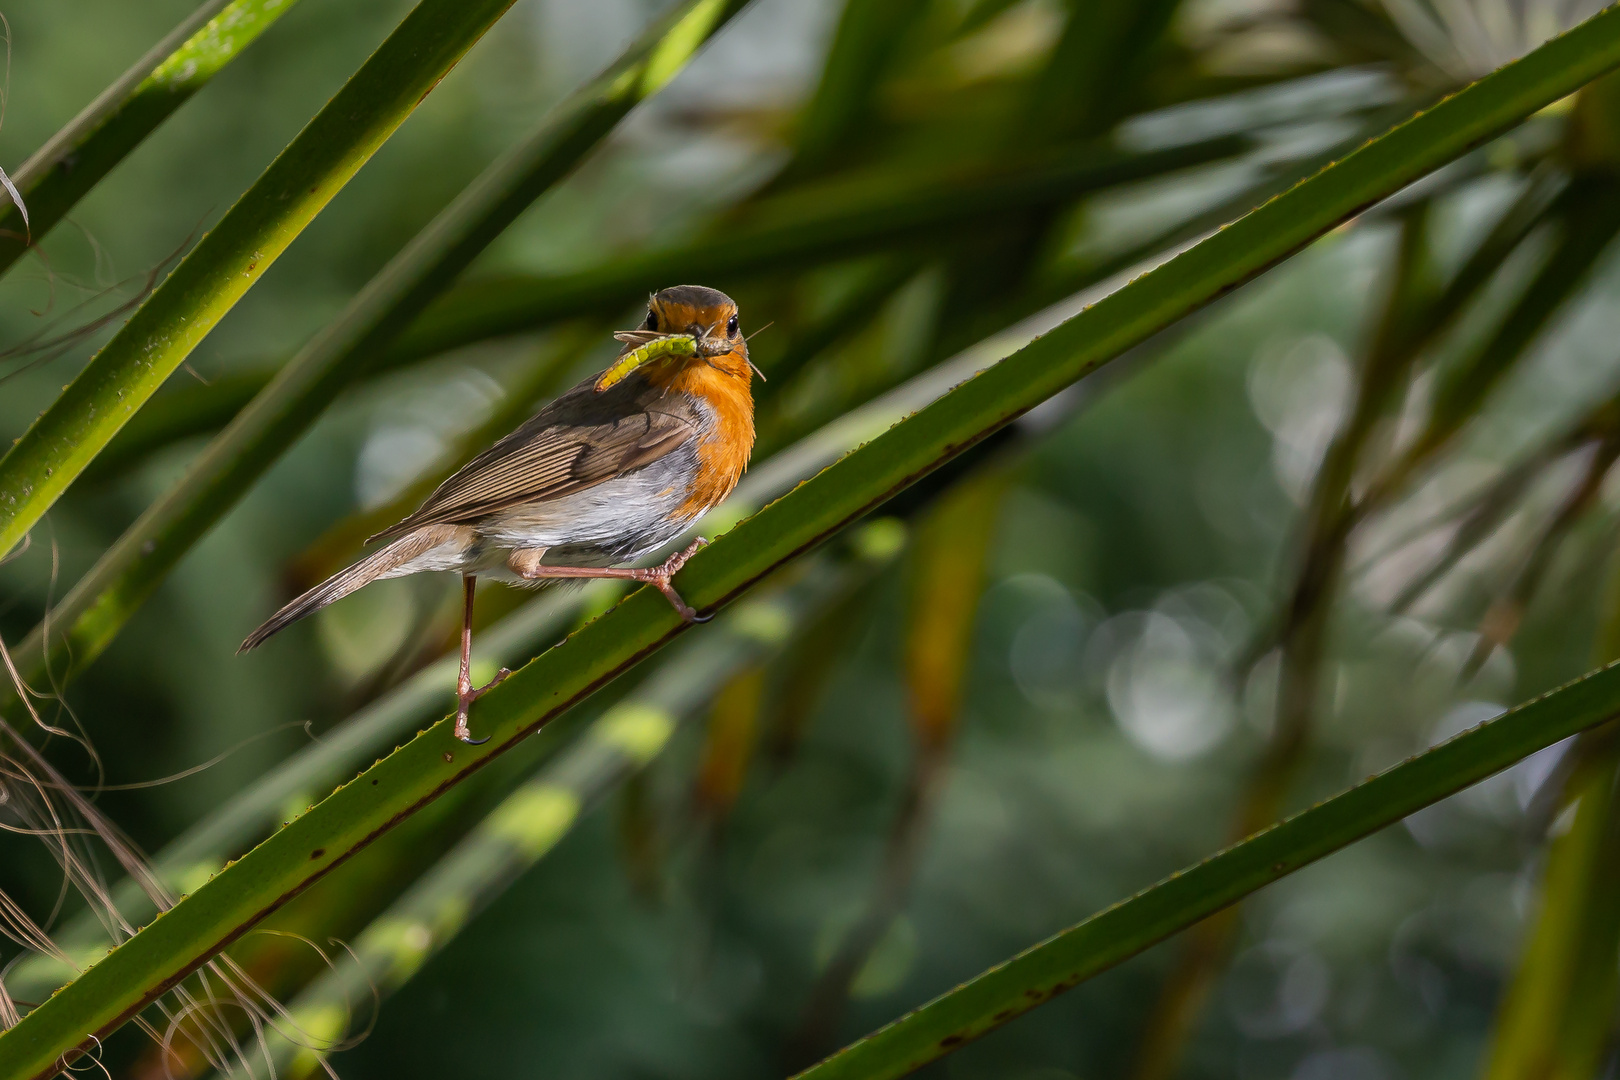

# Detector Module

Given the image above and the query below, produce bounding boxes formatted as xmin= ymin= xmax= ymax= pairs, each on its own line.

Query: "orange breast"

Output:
xmin=662 ymin=353 xmax=755 ymax=519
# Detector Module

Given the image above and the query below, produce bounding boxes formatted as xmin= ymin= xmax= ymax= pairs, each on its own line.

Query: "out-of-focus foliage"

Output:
xmin=5 ymin=0 xmax=1620 ymax=1077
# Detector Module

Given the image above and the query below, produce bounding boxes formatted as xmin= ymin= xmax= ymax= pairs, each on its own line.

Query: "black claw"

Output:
xmin=689 ymin=610 xmax=714 ymax=623
xmin=458 ymin=731 xmax=492 ymax=746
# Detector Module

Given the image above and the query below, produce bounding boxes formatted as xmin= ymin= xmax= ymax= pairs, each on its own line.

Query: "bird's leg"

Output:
xmin=454 ymin=574 xmax=510 ymax=745
xmin=507 ymin=538 xmax=712 ymax=623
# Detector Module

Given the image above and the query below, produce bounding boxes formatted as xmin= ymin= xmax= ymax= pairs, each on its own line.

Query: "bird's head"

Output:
xmin=605 ymin=285 xmax=763 ymax=392
xmin=644 ymin=284 xmax=743 ymax=359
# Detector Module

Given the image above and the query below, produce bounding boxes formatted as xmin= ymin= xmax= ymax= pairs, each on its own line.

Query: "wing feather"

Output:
xmin=371 ymin=387 xmax=698 ymax=542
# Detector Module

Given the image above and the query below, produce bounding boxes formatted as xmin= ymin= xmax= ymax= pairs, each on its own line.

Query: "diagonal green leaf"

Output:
xmin=0 ymin=0 xmax=522 ymax=561
xmin=0 ymin=0 xmax=751 ymax=711
xmin=0 ymin=0 xmax=303 ymax=278
xmin=792 ymin=666 xmax=1620 ymax=1080
xmin=5 ymin=8 xmax=1620 ymax=1077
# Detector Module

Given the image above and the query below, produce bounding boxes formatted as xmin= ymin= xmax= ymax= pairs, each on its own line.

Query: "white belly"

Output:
xmin=476 ymin=448 xmax=697 ymax=556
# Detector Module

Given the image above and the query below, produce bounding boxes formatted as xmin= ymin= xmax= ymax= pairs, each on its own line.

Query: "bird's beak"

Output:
xmin=694 ymin=322 xmax=765 ymax=381
xmin=694 ymin=328 xmax=729 ymax=357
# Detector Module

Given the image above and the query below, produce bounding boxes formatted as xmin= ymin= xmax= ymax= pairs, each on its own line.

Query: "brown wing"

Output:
xmin=371 ymin=387 xmax=698 ymax=542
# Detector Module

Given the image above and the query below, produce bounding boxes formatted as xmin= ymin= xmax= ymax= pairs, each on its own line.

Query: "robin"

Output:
xmin=240 ymin=285 xmax=758 ymax=743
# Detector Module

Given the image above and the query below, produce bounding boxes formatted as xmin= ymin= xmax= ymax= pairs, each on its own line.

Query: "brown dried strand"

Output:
xmin=0 ymin=225 xmax=192 ymax=388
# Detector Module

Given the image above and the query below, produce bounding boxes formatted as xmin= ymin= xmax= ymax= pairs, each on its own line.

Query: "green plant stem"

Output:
xmin=0 ymin=0 xmax=751 ymax=715
xmin=0 ymin=0 xmax=523 ymax=561
xmin=0 ymin=0 xmax=303 ymax=277
xmin=793 ymin=660 xmax=1620 ymax=1080
xmin=248 ymin=539 xmax=898 ymax=1079
xmin=5 ymin=11 xmax=1619 ymax=1075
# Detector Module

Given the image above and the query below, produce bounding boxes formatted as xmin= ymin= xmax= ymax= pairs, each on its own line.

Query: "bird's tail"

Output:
xmin=239 ymin=532 xmax=436 ymax=653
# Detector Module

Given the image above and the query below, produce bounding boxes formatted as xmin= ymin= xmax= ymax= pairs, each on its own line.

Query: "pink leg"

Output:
xmin=454 ymin=574 xmax=510 ymax=744
xmin=512 ymin=538 xmax=711 ymax=623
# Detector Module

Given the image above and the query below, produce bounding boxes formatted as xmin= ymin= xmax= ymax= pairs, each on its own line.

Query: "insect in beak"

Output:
xmin=608 ymin=315 xmax=767 ymax=386
xmin=597 ymin=333 xmax=697 ymax=392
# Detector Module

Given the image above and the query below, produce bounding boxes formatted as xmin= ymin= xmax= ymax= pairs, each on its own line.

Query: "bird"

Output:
xmin=240 ymin=285 xmax=758 ymax=744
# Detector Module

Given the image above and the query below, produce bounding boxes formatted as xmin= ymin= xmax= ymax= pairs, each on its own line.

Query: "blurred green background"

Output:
xmin=5 ymin=0 xmax=1620 ymax=1078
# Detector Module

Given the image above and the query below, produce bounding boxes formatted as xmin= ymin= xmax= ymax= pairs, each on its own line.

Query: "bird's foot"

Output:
xmin=633 ymin=538 xmax=711 ymax=623
xmin=665 ymin=536 xmax=708 ymax=574
xmin=453 ymin=667 xmax=511 ymax=744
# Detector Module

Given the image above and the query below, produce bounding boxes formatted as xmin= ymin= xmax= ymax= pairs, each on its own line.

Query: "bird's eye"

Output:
xmin=645 ymin=310 xmax=658 ymax=331
xmin=726 ymin=314 xmax=739 ymax=336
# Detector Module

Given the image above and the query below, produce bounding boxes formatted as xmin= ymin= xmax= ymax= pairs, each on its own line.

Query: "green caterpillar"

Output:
xmin=594 ymin=334 xmax=697 ymax=392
